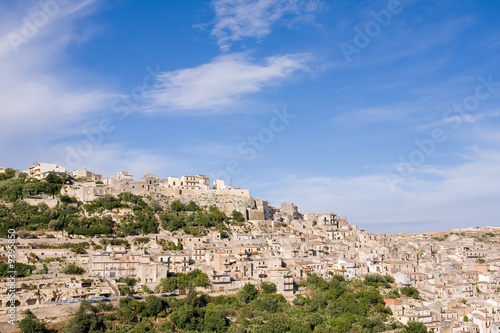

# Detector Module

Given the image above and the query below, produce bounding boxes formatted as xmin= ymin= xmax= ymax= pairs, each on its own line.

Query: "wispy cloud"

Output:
xmin=211 ymin=0 xmax=322 ymax=51
xmin=0 ymin=0 xmax=113 ymax=143
xmin=141 ymin=52 xmax=310 ymax=113
xmin=333 ymin=104 xmax=417 ymax=125
xmin=264 ymin=146 xmax=500 ymax=233
xmin=417 ymin=110 xmax=500 ymax=130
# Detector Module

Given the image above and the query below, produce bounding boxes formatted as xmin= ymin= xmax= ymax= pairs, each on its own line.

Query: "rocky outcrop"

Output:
xmin=148 ymin=193 xmax=273 ymax=220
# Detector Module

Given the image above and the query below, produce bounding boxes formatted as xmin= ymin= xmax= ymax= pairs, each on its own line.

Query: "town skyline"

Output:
xmin=1 ymin=164 xmax=500 ymax=332
xmin=1 ymin=162 xmax=496 ymax=235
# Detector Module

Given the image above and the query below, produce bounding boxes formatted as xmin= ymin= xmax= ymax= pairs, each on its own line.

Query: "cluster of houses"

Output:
xmin=20 ymin=163 xmax=251 ymax=206
xmin=5 ymin=221 xmax=500 ymax=332
xmin=2 ymin=164 xmax=500 ymax=332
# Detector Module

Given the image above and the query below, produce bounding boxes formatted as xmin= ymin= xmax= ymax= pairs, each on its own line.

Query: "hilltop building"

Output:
xmin=73 ymin=169 xmax=102 ymax=181
xmin=25 ymin=163 xmax=70 ymax=180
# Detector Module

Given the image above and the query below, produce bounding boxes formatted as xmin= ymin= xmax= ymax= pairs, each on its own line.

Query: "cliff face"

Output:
xmin=148 ymin=193 xmax=272 ymax=220
xmin=62 ymin=180 xmax=275 ymax=221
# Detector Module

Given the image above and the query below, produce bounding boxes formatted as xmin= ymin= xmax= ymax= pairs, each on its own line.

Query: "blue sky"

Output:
xmin=1 ymin=0 xmax=500 ymax=233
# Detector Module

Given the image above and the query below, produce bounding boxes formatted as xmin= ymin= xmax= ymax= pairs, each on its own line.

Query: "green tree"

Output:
xmin=463 ymin=315 xmax=469 ymax=322
xmin=255 ymin=315 xmax=291 ymax=333
xmin=239 ymin=283 xmax=259 ymax=304
xmin=0 ymin=168 xmax=16 ymax=180
xmin=402 ymin=321 xmax=428 ymax=333
xmin=60 ymin=263 xmax=85 ymax=275
xmin=142 ymin=285 xmax=152 ymax=294
xmin=44 ymin=173 xmax=62 ymax=184
xmin=189 ymin=269 xmax=210 ymax=288
xmin=400 ymin=286 xmax=420 ymax=299
xmin=119 ymin=285 xmax=133 ymax=296
xmin=204 ymin=308 xmax=227 ymax=333
xmin=156 ymin=276 xmax=178 ymax=292
xmin=185 ymin=201 xmax=199 ymax=211
xmin=170 ymin=304 xmax=200 ymax=331
xmin=170 ymin=200 xmax=184 ymax=211
xmin=65 ymin=301 xmax=105 ymax=333
xmin=260 ymin=282 xmax=277 ymax=294
xmin=18 ymin=310 xmax=46 ymax=333
xmin=259 ymin=295 xmax=279 ymax=312
xmin=386 ymin=289 xmax=401 ymax=299
xmin=384 ymin=275 xmax=395 ymax=283
xmin=231 ymin=210 xmax=245 ymax=224
xmin=71 ymin=243 xmax=86 ymax=254
xmin=0 ymin=263 xmax=35 ymax=277
xmin=145 ymin=295 xmax=164 ymax=317
xmin=22 ymin=182 xmax=38 ymax=198
xmin=293 ymin=295 xmax=306 ymax=306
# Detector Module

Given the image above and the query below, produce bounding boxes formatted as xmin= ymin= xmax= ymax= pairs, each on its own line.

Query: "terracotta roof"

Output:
xmin=384 ymin=299 xmax=403 ymax=305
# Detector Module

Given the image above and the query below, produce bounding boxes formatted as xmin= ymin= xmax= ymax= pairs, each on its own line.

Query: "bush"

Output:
xmin=184 ymin=201 xmax=199 ymax=211
xmin=60 ymin=263 xmax=85 ymax=275
xmin=386 ymin=289 xmax=400 ymax=299
xmin=239 ymin=283 xmax=259 ymax=304
xmin=60 ymin=195 xmax=77 ymax=203
xmin=365 ymin=273 xmax=388 ymax=283
xmin=18 ymin=309 xmax=46 ymax=333
xmin=204 ymin=308 xmax=227 ymax=333
xmin=400 ymin=286 xmax=420 ymax=299
xmin=170 ymin=200 xmax=184 ymax=212
xmin=155 ymin=269 xmax=209 ymax=292
xmin=0 ymin=263 xmax=35 ymax=277
xmin=116 ymin=277 xmax=138 ymax=286
xmin=231 ymin=210 xmax=245 ymax=224
xmin=65 ymin=301 xmax=105 ymax=333
xmin=402 ymin=321 xmax=428 ymax=332
xmin=145 ymin=295 xmax=164 ymax=317
xmin=293 ymin=295 xmax=306 ymax=306
xmin=261 ymin=282 xmax=277 ymax=294
xmin=0 ymin=168 xmax=16 ymax=180
xmin=119 ymin=285 xmax=133 ymax=296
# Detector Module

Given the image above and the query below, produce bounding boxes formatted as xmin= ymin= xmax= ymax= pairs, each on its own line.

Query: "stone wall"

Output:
xmin=23 ymin=198 xmax=59 ymax=208
xmin=149 ymin=193 xmax=263 ymax=218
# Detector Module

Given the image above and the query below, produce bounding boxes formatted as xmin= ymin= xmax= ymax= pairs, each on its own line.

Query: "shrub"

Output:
xmin=60 ymin=264 xmax=85 ymax=275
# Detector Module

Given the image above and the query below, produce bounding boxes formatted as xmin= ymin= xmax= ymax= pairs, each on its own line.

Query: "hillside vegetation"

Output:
xmin=0 ymin=171 xmax=244 ymax=238
xmin=19 ymin=274 xmax=427 ymax=333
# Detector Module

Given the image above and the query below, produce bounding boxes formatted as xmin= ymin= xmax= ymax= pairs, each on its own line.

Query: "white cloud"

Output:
xmin=0 ymin=1 xmax=114 ymax=155
xmin=142 ymin=52 xmax=309 ymax=112
xmin=211 ymin=0 xmax=322 ymax=51
xmin=333 ymin=104 xmax=416 ymax=125
xmin=263 ymin=147 xmax=500 ymax=233
xmin=417 ymin=109 xmax=500 ymax=130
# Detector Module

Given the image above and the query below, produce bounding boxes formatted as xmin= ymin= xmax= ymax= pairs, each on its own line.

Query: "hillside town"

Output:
xmin=1 ymin=163 xmax=500 ymax=332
